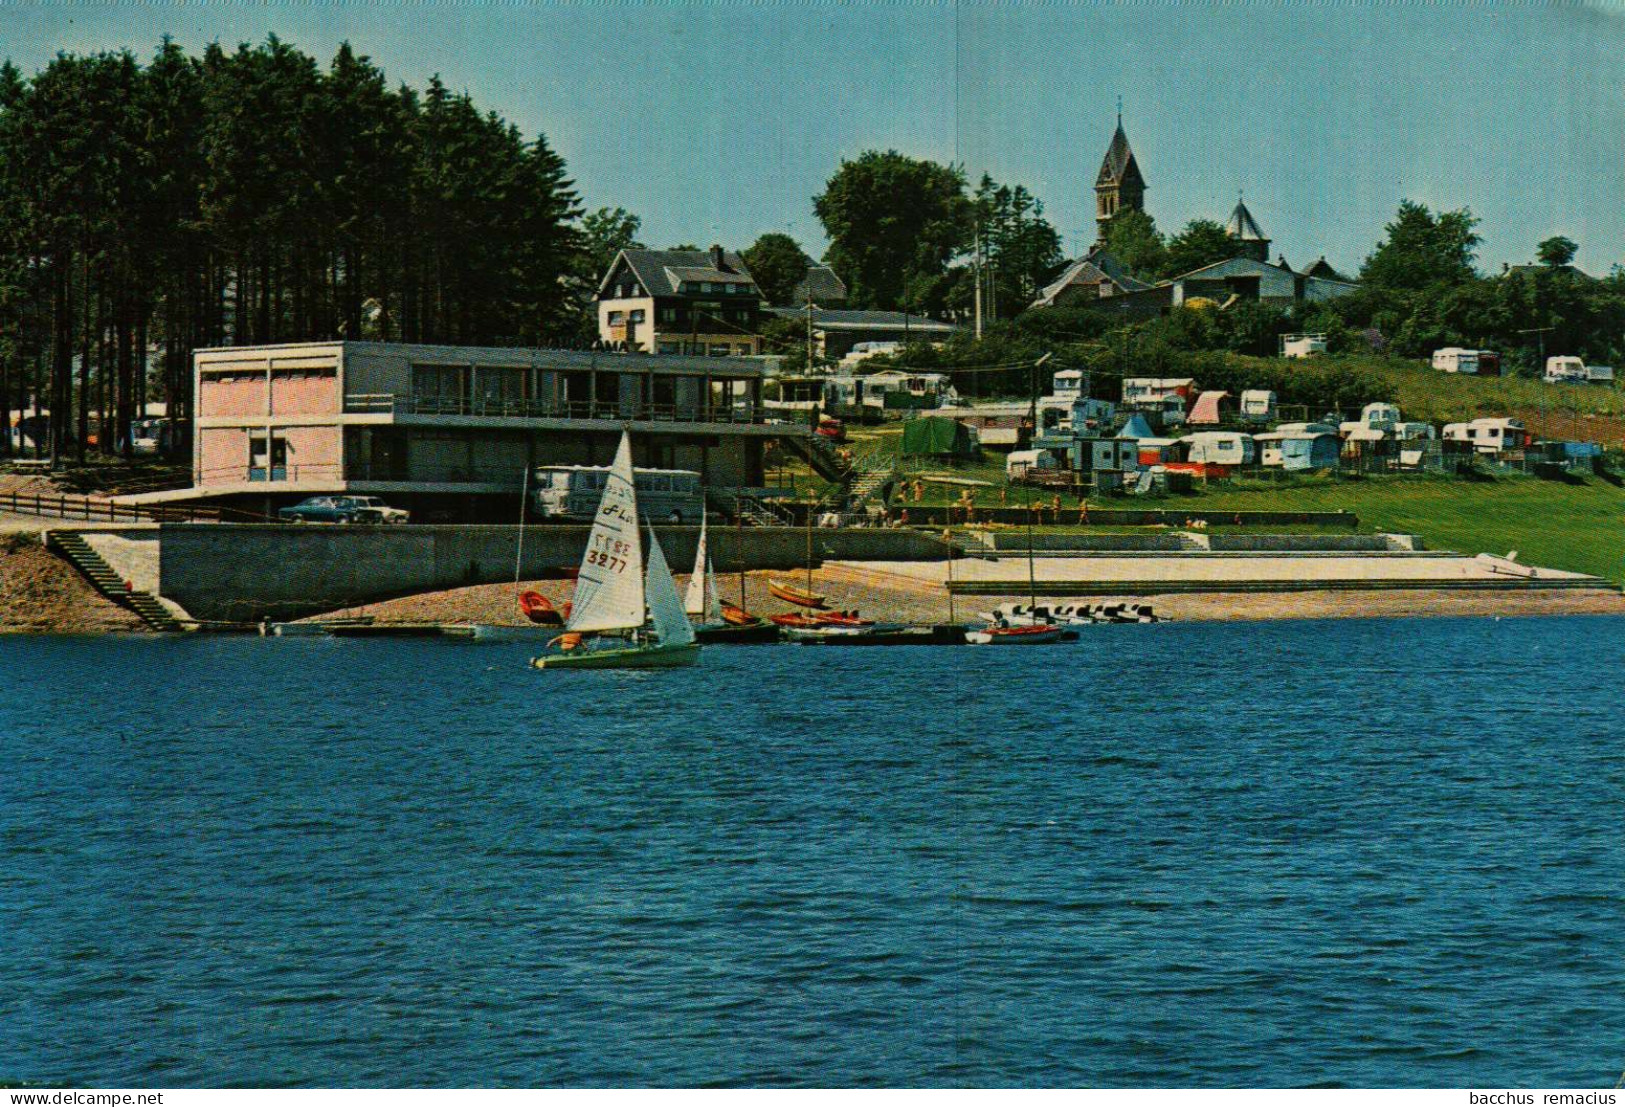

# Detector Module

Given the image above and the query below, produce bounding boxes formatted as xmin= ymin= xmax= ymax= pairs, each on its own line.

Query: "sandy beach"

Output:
xmin=316 ymin=567 xmax=1625 ymax=628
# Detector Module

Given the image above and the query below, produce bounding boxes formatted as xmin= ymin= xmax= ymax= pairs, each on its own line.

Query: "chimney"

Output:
xmin=710 ymin=244 xmax=726 ymax=272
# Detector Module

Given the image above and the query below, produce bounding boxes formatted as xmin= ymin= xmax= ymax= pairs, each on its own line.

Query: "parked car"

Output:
xmin=278 ymin=495 xmax=410 ymax=524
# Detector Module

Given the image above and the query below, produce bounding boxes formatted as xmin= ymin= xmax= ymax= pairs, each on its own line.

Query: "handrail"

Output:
xmin=342 ymin=393 xmax=767 ymax=425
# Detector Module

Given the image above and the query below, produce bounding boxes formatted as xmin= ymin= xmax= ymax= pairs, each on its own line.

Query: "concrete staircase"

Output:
xmin=731 ymin=492 xmax=796 ymax=528
xmin=45 ymin=530 xmax=183 ymax=632
xmin=778 ymin=431 xmax=900 ymax=513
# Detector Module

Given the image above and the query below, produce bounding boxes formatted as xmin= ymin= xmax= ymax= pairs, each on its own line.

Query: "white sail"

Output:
xmin=705 ymin=556 xmax=723 ymax=623
xmin=566 ymin=433 xmax=646 ymax=633
xmin=685 ymin=515 xmax=709 ymax=618
xmin=644 ymin=523 xmax=696 ymax=647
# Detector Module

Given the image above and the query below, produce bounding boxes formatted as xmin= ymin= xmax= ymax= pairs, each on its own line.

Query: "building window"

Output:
xmin=607 ymin=311 xmax=625 ymax=325
xmin=629 ymin=309 xmax=646 ymax=323
xmin=249 ymin=430 xmax=288 ymax=481
xmin=659 ymin=307 xmax=679 ymax=324
xmin=709 ymin=343 xmax=730 ymax=357
xmin=411 ymin=364 xmax=469 ymax=414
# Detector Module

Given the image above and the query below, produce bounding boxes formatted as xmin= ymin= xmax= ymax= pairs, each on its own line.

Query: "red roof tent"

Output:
xmin=1188 ymin=391 xmax=1231 ymax=425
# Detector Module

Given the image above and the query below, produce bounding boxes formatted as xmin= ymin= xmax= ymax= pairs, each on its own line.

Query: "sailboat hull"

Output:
xmin=530 ymin=642 xmax=701 ymax=670
xmin=694 ymin=621 xmax=781 ymax=644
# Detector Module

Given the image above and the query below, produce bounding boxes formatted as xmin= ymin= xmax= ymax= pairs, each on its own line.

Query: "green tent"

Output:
xmin=901 ymin=416 xmax=977 ymax=459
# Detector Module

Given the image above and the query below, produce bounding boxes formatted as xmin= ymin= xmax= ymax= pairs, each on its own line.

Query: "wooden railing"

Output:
xmin=0 ymin=490 xmax=227 ymax=523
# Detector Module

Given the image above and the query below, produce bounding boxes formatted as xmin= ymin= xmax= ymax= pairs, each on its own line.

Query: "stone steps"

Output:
xmin=46 ymin=530 xmax=183 ymax=632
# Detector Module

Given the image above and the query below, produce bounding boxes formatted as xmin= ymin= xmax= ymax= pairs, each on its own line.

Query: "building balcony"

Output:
xmin=343 ymin=393 xmax=767 ymax=426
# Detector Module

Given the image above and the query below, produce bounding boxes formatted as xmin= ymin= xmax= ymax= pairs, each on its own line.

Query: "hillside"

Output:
xmin=1244 ymin=354 xmax=1625 ymax=441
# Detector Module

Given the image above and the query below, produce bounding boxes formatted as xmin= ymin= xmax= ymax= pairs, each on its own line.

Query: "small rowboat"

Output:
xmin=966 ymin=623 xmax=1067 ymax=645
xmin=519 ymin=591 xmax=564 ymax=625
xmin=769 ymin=610 xmax=875 ymax=629
xmin=768 ymin=579 xmax=828 ymax=609
xmin=720 ymin=601 xmax=760 ymax=627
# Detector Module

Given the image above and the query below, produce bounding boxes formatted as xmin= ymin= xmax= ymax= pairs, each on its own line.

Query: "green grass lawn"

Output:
xmin=1187 ymin=472 xmax=1625 ymax=582
xmin=1254 ymin=354 xmax=1625 ymax=431
xmin=773 ymin=417 xmax=1625 ymax=583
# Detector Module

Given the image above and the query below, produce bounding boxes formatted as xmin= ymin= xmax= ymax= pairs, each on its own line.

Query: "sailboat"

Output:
xmin=687 ymin=516 xmax=780 ymax=644
xmin=530 ymin=432 xmax=700 ymax=670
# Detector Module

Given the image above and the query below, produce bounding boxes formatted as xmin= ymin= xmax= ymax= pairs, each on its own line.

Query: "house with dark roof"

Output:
xmin=1030 ymin=248 xmax=1155 ymax=309
xmin=597 ymin=245 xmax=765 ymax=356
xmin=1502 ymin=262 xmax=1597 ymax=282
xmin=762 ymin=306 xmax=959 ymax=361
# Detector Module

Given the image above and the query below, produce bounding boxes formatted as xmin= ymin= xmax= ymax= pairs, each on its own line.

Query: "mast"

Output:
xmin=512 ymin=464 xmax=530 ymax=587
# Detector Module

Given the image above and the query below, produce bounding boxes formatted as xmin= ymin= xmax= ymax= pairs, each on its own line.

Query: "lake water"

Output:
xmin=4 ymin=617 xmax=1624 ymax=1088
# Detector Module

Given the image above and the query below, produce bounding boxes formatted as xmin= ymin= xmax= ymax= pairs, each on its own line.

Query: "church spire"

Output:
xmin=1094 ymin=110 xmax=1146 ymax=245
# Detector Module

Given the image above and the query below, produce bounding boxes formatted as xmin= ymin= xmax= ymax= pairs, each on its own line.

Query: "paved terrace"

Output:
xmin=829 ymin=553 xmax=1604 ymax=596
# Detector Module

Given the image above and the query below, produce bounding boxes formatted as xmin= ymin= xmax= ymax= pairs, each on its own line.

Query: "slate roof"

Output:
xmin=789 ymin=265 xmax=849 ymax=307
xmin=601 ymin=249 xmax=759 ymax=298
xmin=1505 ymin=263 xmax=1596 ymax=282
xmin=1306 ymin=256 xmax=1349 ymax=282
xmin=1225 ymin=200 xmax=1268 ymax=242
xmin=763 ymin=306 xmax=957 ymax=332
xmin=1096 ymin=122 xmax=1146 ymax=190
xmin=1030 ymin=249 xmax=1154 ymax=308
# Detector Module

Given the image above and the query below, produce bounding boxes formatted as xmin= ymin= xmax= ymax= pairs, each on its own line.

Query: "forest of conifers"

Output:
xmin=0 ymin=37 xmax=586 ymax=460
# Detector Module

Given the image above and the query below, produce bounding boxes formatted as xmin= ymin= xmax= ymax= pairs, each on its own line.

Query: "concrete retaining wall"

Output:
xmin=158 ymin=523 xmax=949 ymax=621
xmin=1203 ymin=534 xmax=1415 ymax=552
xmin=987 ymin=532 xmax=1188 ymax=552
xmin=897 ymin=506 xmax=1360 ymax=529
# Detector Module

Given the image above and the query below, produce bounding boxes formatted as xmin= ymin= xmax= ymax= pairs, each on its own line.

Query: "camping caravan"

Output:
xmin=1543 ymin=356 xmax=1611 ymax=384
xmin=1255 ymin=431 xmax=1339 ymax=471
xmin=1240 ymin=390 xmax=1277 ymax=423
xmin=1392 ymin=421 xmax=1437 ymax=442
xmin=1006 ymin=449 xmax=1055 ymax=482
xmin=1122 ymin=378 xmax=1195 ymax=409
xmin=1183 ymin=431 xmax=1255 ymax=466
xmin=1361 ymin=402 xmax=1400 ymax=431
xmin=1443 ymin=418 xmax=1529 ymax=454
xmin=1433 ymin=348 xmax=1500 ymax=376
xmin=937 ymin=403 xmax=1029 ymax=450
xmin=861 ymin=369 xmax=959 ymax=411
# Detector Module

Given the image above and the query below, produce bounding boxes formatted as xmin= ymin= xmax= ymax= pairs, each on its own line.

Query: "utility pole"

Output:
xmin=973 ymin=221 xmax=984 ymax=341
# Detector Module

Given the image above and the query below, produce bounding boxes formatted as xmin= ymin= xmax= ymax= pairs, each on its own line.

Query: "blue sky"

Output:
xmin=4 ymin=0 xmax=1623 ymax=274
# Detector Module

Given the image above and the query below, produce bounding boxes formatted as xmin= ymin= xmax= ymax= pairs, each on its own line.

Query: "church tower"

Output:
xmin=1094 ymin=112 xmax=1147 ymax=245
xmin=1225 ymin=196 xmax=1271 ymax=263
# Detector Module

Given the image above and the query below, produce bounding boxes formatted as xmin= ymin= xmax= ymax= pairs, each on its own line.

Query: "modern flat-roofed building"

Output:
xmin=142 ymin=341 xmax=784 ymax=519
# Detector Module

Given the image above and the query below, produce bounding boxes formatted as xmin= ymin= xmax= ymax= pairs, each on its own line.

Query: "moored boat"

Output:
xmin=966 ymin=623 xmax=1068 ymax=645
xmin=686 ymin=517 xmax=779 ymax=643
xmin=768 ymin=579 xmax=828 ymax=609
